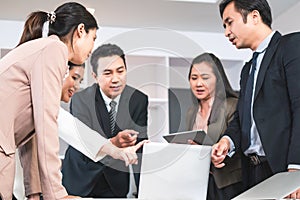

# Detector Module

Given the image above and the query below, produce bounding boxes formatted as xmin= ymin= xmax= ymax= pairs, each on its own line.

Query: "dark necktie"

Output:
xmin=241 ymin=52 xmax=259 ymax=152
xmin=109 ymin=100 xmax=117 ymax=135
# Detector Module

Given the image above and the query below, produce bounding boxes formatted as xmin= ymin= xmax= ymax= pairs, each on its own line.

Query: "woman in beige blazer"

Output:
xmin=0 ymin=2 xmax=98 ymax=200
xmin=186 ymin=53 xmax=242 ymax=200
xmin=14 ymin=62 xmax=146 ymax=199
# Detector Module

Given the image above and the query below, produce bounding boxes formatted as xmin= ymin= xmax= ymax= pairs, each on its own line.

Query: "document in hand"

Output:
xmin=138 ymin=142 xmax=211 ymax=200
xmin=233 ymin=171 xmax=300 ymax=200
xmin=163 ymin=130 xmax=214 ymax=145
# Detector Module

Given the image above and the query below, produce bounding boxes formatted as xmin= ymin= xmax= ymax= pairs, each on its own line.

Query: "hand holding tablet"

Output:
xmin=163 ymin=130 xmax=214 ymax=145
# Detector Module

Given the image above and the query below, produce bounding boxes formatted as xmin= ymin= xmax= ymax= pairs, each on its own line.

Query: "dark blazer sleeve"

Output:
xmin=129 ymin=91 xmax=148 ymax=141
xmin=121 ymin=86 xmax=149 ymax=195
xmin=118 ymin=85 xmax=149 ymax=141
xmin=280 ymin=33 xmax=300 ymax=165
xmin=223 ymin=92 xmax=244 ymax=151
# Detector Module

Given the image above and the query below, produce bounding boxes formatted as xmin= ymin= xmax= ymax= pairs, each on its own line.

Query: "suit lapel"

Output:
xmin=207 ymin=97 xmax=226 ymax=143
xmin=115 ymin=86 xmax=129 ymax=131
xmin=254 ymin=31 xmax=281 ymax=99
xmin=186 ymin=104 xmax=198 ymax=131
xmin=186 ymin=96 xmax=226 ymax=143
xmin=95 ymin=86 xmax=111 ymax=137
xmin=241 ymin=62 xmax=251 ymax=92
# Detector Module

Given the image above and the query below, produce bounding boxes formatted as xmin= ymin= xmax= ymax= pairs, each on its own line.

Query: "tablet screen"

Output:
xmin=163 ymin=130 xmax=214 ymax=145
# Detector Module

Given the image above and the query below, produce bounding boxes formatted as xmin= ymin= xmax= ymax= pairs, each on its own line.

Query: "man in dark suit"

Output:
xmin=211 ymin=0 xmax=300 ymax=199
xmin=62 ymin=44 xmax=148 ymax=198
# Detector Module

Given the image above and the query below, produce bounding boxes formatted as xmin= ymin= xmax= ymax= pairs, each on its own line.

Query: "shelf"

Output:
xmin=80 ymin=53 xmax=243 ymax=137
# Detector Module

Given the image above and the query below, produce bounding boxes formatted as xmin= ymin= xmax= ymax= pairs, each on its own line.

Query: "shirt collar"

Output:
xmin=99 ymin=87 xmax=120 ymax=107
xmin=255 ymin=31 xmax=275 ymax=53
xmin=198 ymin=96 xmax=215 ymax=111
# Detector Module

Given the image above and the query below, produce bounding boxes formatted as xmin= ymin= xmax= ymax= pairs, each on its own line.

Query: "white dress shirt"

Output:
xmin=58 ymin=107 xmax=110 ymax=162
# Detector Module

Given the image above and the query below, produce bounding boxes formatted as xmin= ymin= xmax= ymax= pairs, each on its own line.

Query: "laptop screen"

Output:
xmin=138 ymin=142 xmax=211 ymax=199
xmin=233 ymin=171 xmax=300 ymax=200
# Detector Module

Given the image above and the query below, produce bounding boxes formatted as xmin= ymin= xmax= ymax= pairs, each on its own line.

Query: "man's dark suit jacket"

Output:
xmin=62 ymin=83 xmax=148 ymax=197
xmin=225 ymin=31 xmax=300 ymax=177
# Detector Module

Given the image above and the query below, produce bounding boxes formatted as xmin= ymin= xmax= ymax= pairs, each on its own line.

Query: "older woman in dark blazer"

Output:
xmin=186 ymin=53 xmax=242 ymax=200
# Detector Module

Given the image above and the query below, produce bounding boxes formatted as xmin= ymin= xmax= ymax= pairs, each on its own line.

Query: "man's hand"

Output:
xmin=110 ymin=129 xmax=138 ymax=148
xmin=285 ymin=169 xmax=300 ymax=199
xmin=211 ymin=137 xmax=230 ymax=168
xmin=101 ymin=140 xmax=149 ymax=166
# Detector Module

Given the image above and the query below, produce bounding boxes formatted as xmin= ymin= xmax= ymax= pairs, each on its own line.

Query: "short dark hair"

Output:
xmin=219 ymin=0 xmax=272 ymax=28
xmin=90 ymin=43 xmax=126 ymax=75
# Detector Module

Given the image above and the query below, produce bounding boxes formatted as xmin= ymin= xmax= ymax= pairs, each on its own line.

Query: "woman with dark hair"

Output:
xmin=186 ymin=53 xmax=242 ymax=200
xmin=14 ymin=60 xmax=146 ymax=199
xmin=63 ymin=61 xmax=86 ymax=98
xmin=0 ymin=2 xmax=98 ymax=199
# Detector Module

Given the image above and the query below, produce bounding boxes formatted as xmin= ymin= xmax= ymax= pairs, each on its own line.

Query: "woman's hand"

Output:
xmin=101 ymin=140 xmax=149 ymax=166
xmin=187 ymin=139 xmax=199 ymax=145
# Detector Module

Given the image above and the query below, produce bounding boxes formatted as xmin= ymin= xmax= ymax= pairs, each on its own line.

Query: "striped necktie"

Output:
xmin=109 ymin=100 xmax=117 ymax=135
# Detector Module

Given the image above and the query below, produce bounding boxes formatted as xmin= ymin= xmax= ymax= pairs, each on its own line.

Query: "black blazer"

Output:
xmin=225 ymin=31 xmax=300 ymax=174
xmin=62 ymin=83 xmax=148 ymax=197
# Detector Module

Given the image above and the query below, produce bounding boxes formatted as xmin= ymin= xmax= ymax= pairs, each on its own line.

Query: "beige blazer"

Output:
xmin=186 ymin=96 xmax=242 ymax=188
xmin=0 ymin=35 xmax=68 ymax=199
xmin=14 ymin=107 xmax=109 ymax=198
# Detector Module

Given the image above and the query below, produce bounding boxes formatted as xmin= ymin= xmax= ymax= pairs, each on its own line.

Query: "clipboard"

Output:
xmin=163 ymin=130 xmax=214 ymax=145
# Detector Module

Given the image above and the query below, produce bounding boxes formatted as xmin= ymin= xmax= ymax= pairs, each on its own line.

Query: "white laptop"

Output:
xmin=233 ymin=171 xmax=300 ymax=200
xmin=138 ymin=142 xmax=211 ymax=200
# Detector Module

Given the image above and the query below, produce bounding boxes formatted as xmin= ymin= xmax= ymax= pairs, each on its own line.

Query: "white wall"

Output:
xmin=0 ymin=19 xmax=252 ymax=91
xmin=96 ymin=26 xmax=251 ymax=61
xmin=0 ymin=20 xmax=251 ymax=59
xmin=0 ymin=20 xmax=23 ymax=48
xmin=273 ymin=1 xmax=300 ymax=34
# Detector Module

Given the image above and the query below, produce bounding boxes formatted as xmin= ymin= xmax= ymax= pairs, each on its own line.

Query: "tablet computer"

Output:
xmin=163 ymin=130 xmax=214 ymax=145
